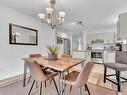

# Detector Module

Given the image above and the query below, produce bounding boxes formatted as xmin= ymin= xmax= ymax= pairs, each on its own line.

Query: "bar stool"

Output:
xmin=103 ymin=51 xmax=127 ymax=92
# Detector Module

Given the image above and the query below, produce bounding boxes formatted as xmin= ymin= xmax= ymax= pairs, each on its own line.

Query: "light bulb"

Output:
xmin=59 ymin=11 xmax=66 ymax=18
xmin=46 ymin=7 xmax=53 ymax=14
xmin=38 ymin=13 xmax=45 ymax=19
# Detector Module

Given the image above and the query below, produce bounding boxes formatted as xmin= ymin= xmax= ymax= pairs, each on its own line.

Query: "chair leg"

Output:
xmin=116 ymin=71 xmax=121 ymax=92
xmin=27 ymin=75 xmax=32 ymax=84
xmin=85 ymin=84 xmax=90 ymax=95
xmin=79 ymin=88 xmax=82 ymax=95
xmin=36 ymin=81 xmax=38 ymax=88
xmin=104 ymin=66 xmax=107 ymax=83
xmin=70 ymin=86 xmax=72 ymax=92
xmin=52 ymin=78 xmax=60 ymax=95
xmin=44 ymin=81 xmax=47 ymax=88
xmin=62 ymin=84 xmax=67 ymax=93
xmin=28 ymin=80 xmax=35 ymax=95
xmin=67 ymin=70 xmax=69 ymax=74
xmin=50 ymin=79 xmax=52 ymax=85
xmin=40 ymin=82 xmax=42 ymax=95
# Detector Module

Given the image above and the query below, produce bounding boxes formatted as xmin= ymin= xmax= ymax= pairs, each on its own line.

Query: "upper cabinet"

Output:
xmin=104 ymin=32 xmax=115 ymax=43
xmin=117 ymin=13 xmax=127 ymax=40
xmin=86 ymin=32 xmax=115 ymax=44
xmin=86 ymin=33 xmax=104 ymax=44
xmin=86 ymin=34 xmax=94 ymax=44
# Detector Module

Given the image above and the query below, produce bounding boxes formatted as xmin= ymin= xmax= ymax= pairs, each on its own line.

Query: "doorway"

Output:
xmin=63 ymin=38 xmax=71 ymax=54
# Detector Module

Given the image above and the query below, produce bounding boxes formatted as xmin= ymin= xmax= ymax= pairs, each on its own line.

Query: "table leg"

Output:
xmin=58 ymin=71 xmax=62 ymax=95
xmin=23 ymin=61 xmax=27 ymax=87
xmin=61 ymin=71 xmax=65 ymax=95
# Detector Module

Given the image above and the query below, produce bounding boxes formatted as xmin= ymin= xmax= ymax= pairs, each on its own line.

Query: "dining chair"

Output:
xmin=25 ymin=59 xmax=59 ymax=95
xmin=87 ymin=83 xmax=118 ymax=95
xmin=28 ymin=54 xmax=48 ymax=87
xmin=104 ymin=51 xmax=127 ymax=92
xmin=62 ymin=62 xmax=94 ymax=95
xmin=29 ymin=54 xmax=42 ymax=58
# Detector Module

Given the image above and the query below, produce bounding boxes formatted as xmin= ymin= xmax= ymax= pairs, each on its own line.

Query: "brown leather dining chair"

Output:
xmin=25 ymin=58 xmax=59 ymax=95
xmin=62 ymin=62 xmax=94 ymax=95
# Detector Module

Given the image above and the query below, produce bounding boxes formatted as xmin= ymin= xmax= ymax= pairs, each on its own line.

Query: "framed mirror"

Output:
xmin=9 ymin=23 xmax=38 ymax=45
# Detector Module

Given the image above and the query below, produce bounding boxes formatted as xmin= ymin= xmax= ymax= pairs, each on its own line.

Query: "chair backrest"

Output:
xmin=116 ymin=51 xmax=127 ymax=64
xmin=29 ymin=54 xmax=41 ymax=58
xmin=25 ymin=59 xmax=47 ymax=82
xmin=75 ymin=62 xmax=94 ymax=87
xmin=62 ymin=54 xmax=72 ymax=58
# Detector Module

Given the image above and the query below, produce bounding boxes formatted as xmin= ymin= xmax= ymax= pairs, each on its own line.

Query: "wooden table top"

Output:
xmin=23 ymin=57 xmax=85 ymax=72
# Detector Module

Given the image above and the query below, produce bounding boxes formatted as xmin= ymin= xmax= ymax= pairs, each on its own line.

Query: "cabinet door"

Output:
xmin=86 ymin=34 xmax=94 ymax=44
xmin=119 ymin=13 xmax=127 ymax=39
xmin=93 ymin=33 xmax=104 ymax=40
xmin=104 ymin=32 xmax=115 ymax=43
xmin=86 ymin=33 xmax=104 ymax=44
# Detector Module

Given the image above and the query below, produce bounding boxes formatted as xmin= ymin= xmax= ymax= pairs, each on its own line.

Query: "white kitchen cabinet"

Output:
xmin=86 ymin=34 xmax=94 ymax=44
xmin=72 ymin=51 xmax=85 ymax=70
xmin=93 ymin=33 xmax=104 ymax=40
xmin=118 ymin=13 xmax=127 ymax=39
xmin=72 ymin=51 xmax=91 ymax=70
xmin=104 ymin=32 xmax=115 ymax=43
xmin=86 ymin=33 xmax=104 ymax=44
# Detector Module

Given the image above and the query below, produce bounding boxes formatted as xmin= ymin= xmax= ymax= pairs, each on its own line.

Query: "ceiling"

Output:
xmin=0 ymin=0 xmax=127 ymax=33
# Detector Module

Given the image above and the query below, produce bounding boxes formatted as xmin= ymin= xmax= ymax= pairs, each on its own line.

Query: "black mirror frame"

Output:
xmin=9 ymin=23 xmax=38 ymax=45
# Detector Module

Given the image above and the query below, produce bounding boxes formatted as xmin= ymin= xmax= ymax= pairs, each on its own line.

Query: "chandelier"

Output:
xmin=38 ymin=0 xmax=66 ymax=29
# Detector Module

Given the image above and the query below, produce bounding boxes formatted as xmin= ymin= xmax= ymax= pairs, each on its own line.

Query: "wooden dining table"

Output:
xmin=22 ymin=56 xmax=85 ymax=95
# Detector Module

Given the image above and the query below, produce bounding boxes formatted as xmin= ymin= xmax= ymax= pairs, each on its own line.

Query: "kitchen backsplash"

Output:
xmin=87 ymin=43 xmax=116 ymax=50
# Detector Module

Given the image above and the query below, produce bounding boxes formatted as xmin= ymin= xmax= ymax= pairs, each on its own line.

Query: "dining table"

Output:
xmin=22 ymin=56 xmax=85 ymax=95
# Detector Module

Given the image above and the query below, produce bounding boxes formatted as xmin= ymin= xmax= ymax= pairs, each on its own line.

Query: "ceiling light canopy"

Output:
xmin=38 ymin=0 xmax=66 ymax=29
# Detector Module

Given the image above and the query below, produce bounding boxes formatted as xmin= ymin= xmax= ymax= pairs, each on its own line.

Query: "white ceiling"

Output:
xmin=0 ymin=0 xmax=127 ymax=33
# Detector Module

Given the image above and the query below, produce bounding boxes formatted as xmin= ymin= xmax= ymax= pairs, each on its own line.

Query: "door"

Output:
xmin=63 ymin=39 xmax=70 ymax=54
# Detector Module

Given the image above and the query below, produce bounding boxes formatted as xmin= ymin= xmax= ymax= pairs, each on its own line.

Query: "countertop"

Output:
xmin=73 ymin=50 xmax=92 ymax=52
xmin=103 ymin=49 xmax=117 ymax=53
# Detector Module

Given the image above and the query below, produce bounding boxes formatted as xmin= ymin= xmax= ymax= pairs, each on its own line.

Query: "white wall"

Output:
xmin=0 ymin=5 xmax=55 ymax=80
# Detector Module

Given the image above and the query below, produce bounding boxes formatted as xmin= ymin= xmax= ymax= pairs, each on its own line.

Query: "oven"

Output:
xmin=91 ymin=49 xmax=103 ymax=63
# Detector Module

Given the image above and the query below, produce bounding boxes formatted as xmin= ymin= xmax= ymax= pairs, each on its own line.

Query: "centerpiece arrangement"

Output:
xmin=46 ymin=45 xmax=59 ymax=60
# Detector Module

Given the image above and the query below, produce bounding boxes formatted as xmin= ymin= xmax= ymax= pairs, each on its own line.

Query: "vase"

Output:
xmin=48 ymin=54 xmax=57 ymax=60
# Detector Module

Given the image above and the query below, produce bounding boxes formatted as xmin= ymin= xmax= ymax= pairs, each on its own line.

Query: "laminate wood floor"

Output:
xmin=0 ymin=64 xmax=126 ymax=95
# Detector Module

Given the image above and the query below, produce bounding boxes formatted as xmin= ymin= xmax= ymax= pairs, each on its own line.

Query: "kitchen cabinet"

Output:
xmin=86 ymin=33 xmax=104 ymax=44
xmin=86 ymin=34 xmax=94 ymax=44
xmin=93 ymin=33 xmax=104 ymax=40
xmin=118 ymin=13 xmax=127 ymax=39
xmin=86 ymin=32 xmax=115 ymax=44
xmin=72 ymin=51 xmax=91 ymax=70
xmin=104 ymin=32 xmax=115 ymax=43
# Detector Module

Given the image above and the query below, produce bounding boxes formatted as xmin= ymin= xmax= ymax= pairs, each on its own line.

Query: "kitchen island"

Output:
xmin=72 ymin=50 xmax=91 ymax=70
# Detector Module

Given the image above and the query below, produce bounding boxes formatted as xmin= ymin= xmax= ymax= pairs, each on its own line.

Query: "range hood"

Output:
xmin=92 ymin=39 xmax=104 ymax=43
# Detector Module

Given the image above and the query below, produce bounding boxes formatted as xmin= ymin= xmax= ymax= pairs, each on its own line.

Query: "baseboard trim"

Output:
xmin=0 ymin=74 xmax=30 ymax=87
